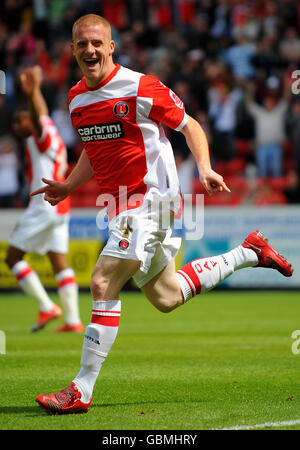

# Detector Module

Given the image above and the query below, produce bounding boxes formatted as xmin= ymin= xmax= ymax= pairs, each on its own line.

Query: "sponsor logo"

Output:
xmin=248 ymin=243 xmax=262 ymax=253
xmin=77 ymin=122 xmax=124 ymax=142
xmin=119 ymin=239 xmax=129 ymax=249
xmin=221 ymin=255 xmax=229 ymax=266
xmin=114 ymin=101 xmax=129 ymax=117
xmin=84 ymin=334 xmax=100 ymax=345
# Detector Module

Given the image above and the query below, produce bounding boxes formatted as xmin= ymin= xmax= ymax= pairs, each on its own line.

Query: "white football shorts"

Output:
xmin=101 ymin=201 xmax=182 ymax=288
xmin=9 ymin=206 xmax=69 ymax=255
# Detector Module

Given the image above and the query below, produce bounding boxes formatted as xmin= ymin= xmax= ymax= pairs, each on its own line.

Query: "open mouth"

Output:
xmin=84 ymin=58 xmax=99 ymax=68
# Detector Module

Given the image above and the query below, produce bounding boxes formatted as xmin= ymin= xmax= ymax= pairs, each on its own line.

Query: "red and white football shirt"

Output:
xmin=68 ymin=64 xmax=187 ymax=218
xmin=26 ymin=115 xmax=70 ymax=215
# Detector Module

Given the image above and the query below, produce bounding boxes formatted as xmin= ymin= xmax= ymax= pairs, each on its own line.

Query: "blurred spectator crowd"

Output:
xmin=0 ymin=0 xmax=300 ymax=208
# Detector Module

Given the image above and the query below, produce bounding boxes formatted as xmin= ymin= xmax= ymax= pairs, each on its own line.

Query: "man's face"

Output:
xmin=71 ymin=23 xmax=115 ymax=87
xmin=12 ymin=111 xmax=33 ymax=138
xmin=264 ymin=96 xmax=276 ymax=111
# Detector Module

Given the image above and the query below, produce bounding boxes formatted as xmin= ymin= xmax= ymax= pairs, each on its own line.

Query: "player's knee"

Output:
xmin=90 ymin=273 xmax=108 ymax=300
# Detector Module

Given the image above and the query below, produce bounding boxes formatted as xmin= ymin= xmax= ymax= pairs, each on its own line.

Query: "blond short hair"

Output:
xmin=72 ymin=14 xmax=112 ymax=41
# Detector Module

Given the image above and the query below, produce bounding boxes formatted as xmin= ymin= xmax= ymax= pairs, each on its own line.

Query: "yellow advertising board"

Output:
xmin=0 ymin=240 xmax=104 ymax=288
xmin=0 ymin=238 xmax=183 ymax=289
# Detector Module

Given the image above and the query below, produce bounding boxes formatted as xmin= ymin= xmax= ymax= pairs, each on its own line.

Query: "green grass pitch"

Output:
xmin=0 ymin=290 xmax=300 ymax=430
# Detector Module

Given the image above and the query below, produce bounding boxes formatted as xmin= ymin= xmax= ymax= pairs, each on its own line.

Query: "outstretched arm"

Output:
xmin=180 ymin=115 xmax=230 ymax=196
xmin=20 ymin=65 xmax=48 ymax=138
xmin=31 ymin=147 xmax=94 ymax=205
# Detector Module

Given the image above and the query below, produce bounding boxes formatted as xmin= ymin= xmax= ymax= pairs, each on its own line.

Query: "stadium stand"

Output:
xmin=0 ymin=0 xmax=299 ymax=207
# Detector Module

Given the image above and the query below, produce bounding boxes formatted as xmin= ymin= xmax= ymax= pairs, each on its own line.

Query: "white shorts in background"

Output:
xmin=9 ymin=207 xmax=69 ymax=255
xmin=101 ymin=202 xmax=182 ymax=288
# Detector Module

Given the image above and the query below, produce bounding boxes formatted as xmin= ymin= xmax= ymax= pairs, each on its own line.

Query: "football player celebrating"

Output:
xmin=6 ymin=65 xmax=83 ymax=333
xmin=33 ymin=15 xmax=293 ymax=413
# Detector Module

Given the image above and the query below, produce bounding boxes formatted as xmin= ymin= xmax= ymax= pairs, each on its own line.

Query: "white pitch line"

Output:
xmin=215 ymin=419 xmax=300 ymax=430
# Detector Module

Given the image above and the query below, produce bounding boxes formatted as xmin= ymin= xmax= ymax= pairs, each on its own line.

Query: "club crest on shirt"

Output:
xmin=114 ymin=101 xmax=129 ymax=117
xmin=119 ymin=239 xmax=129 ymax=250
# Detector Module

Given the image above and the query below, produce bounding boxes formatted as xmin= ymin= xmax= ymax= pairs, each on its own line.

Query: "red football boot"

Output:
xmin=30 ymin=304 xmax=62 ymax=332
xmin=36 ymin=382 xmax=92 ymax=414
xmin=53 ymin=322 xmax=84 ymax=333
xmin=242 ymin=230 xmax=293 ymax=277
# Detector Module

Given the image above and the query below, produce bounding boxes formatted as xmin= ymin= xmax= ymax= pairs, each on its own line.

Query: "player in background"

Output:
xmin=33 ymin=15 xmax=293 ymax=414
xmin=6 ymin=65 xmax=83 ymax=333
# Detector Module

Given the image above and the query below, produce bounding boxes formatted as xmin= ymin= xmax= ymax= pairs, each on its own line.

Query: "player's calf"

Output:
xmin=141 ymin=262 xmax=184 ymax=313
xmin=148 ymin=295 xmax=183 ymax=313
